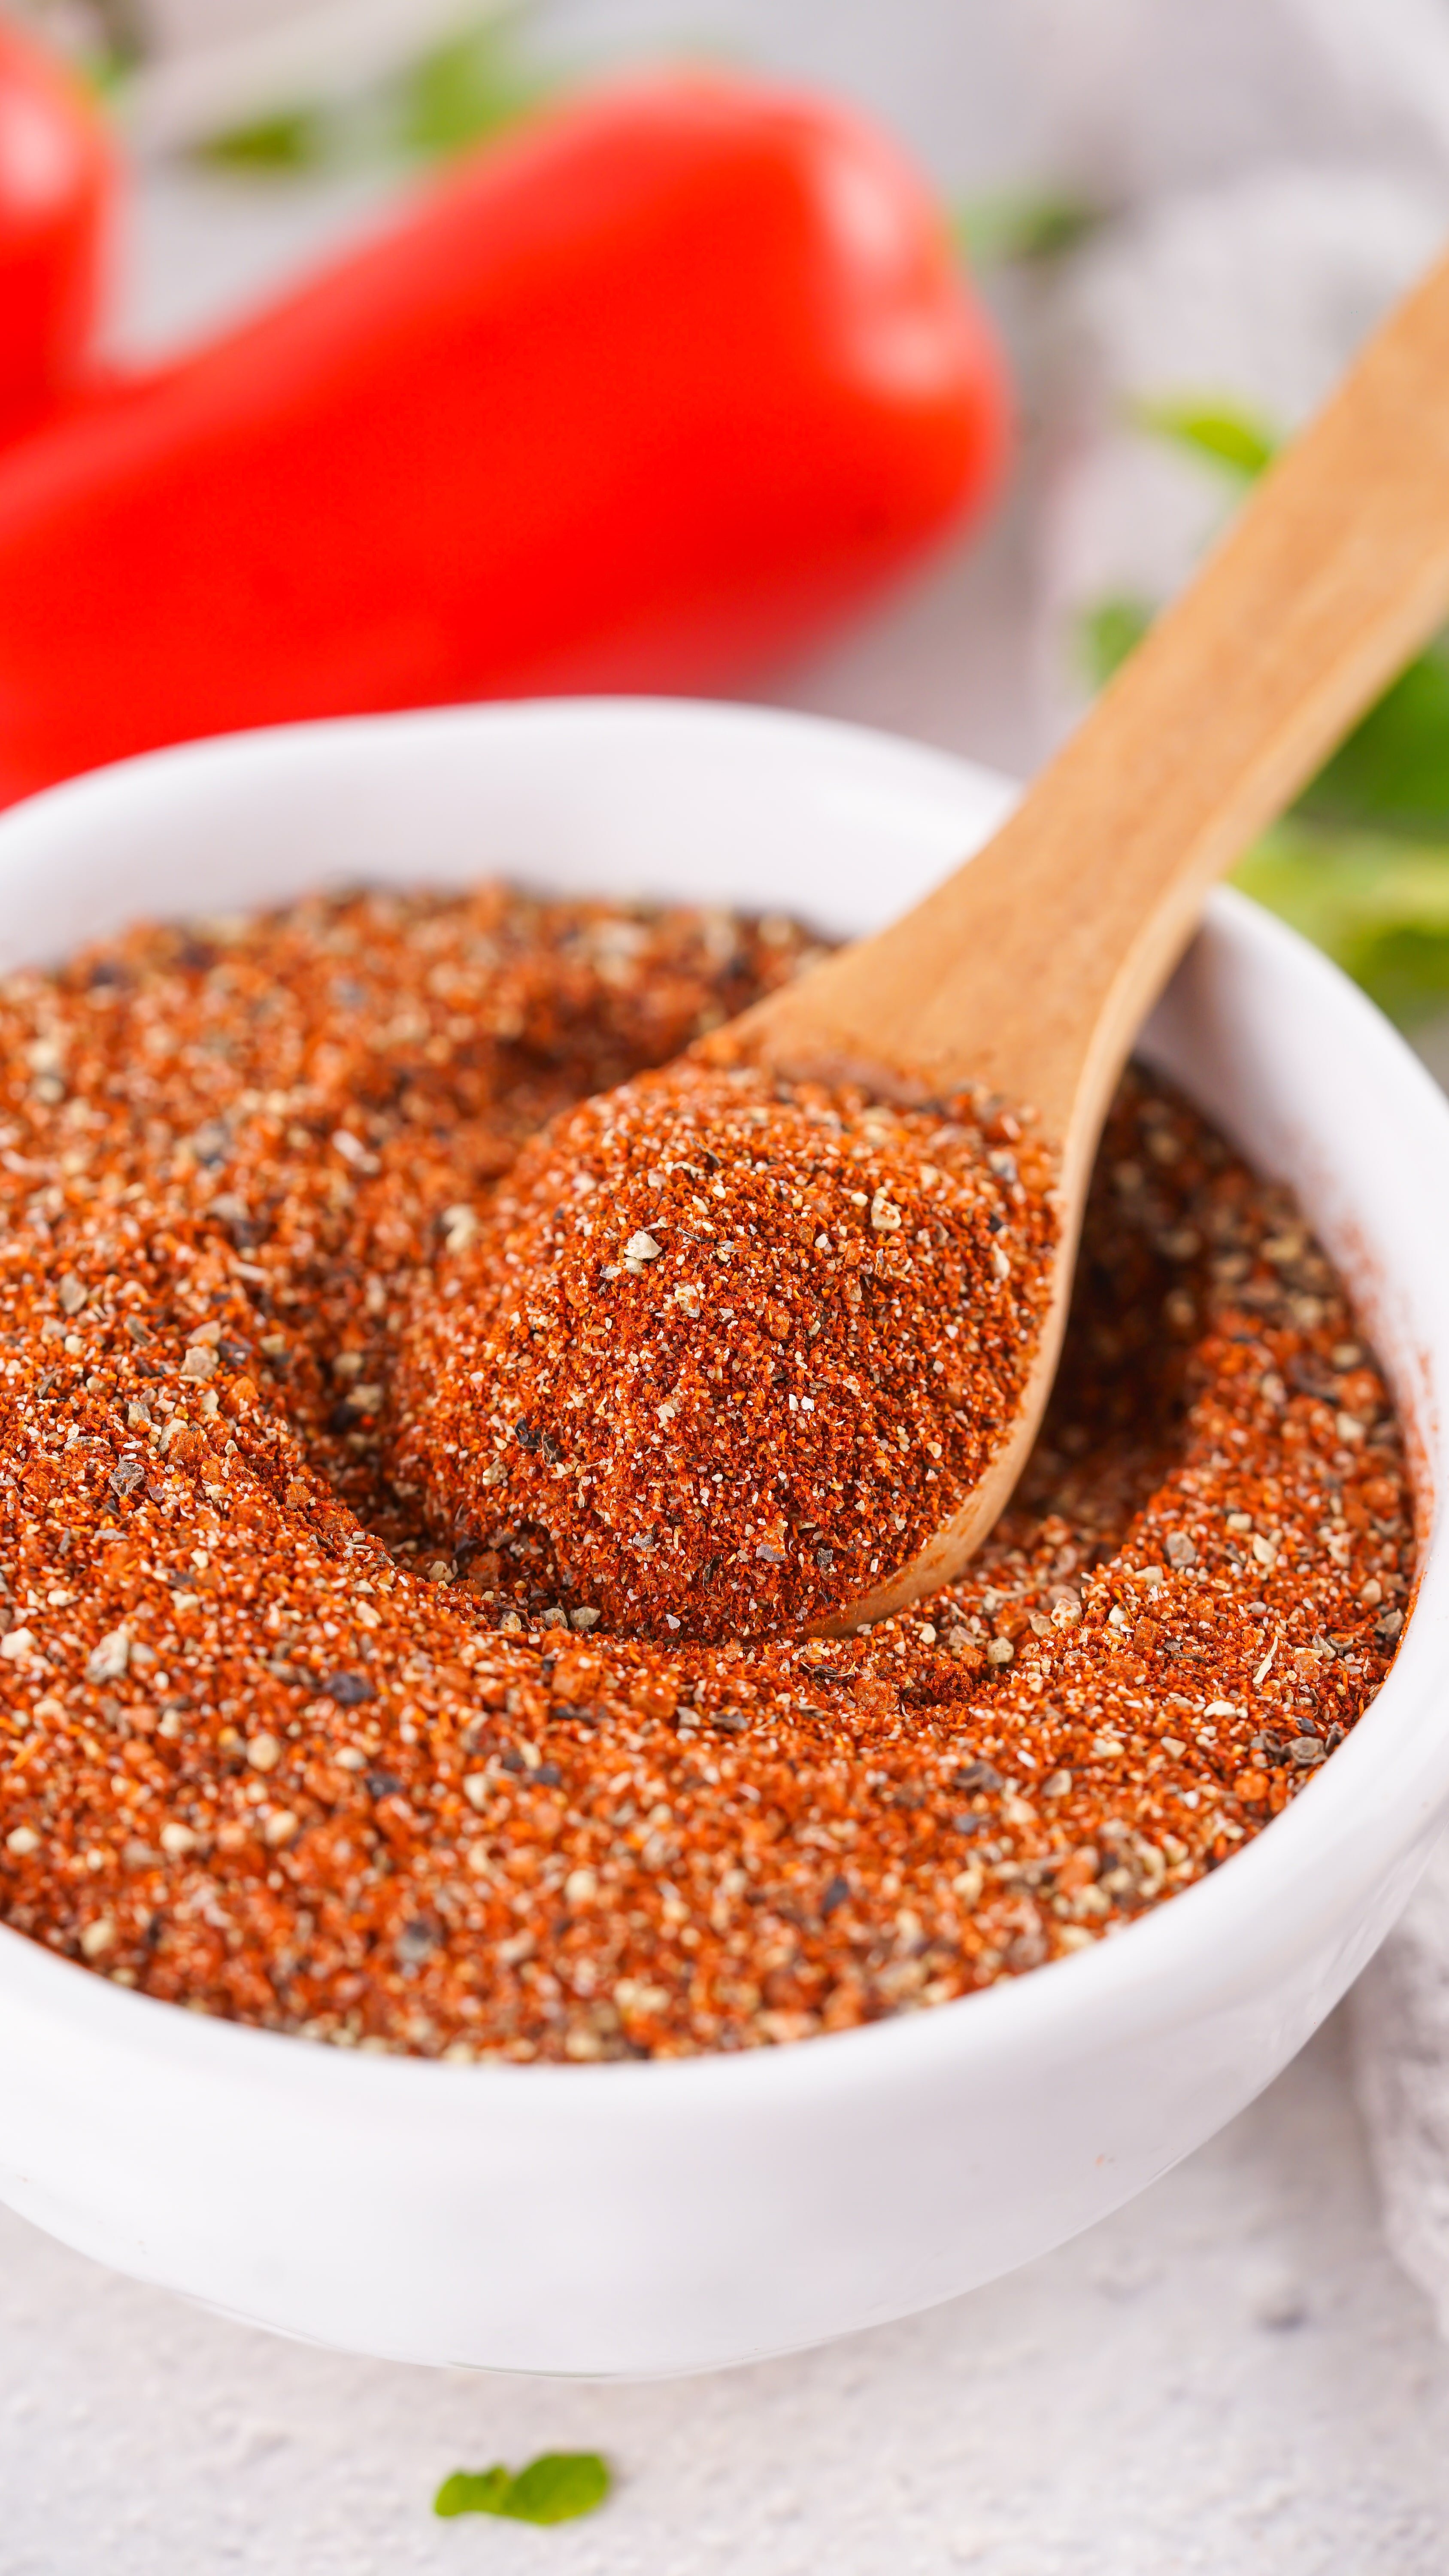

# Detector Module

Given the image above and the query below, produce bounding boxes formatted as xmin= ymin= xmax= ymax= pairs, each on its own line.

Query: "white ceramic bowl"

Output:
xmin=1 ymin=699 xmax=1447 ymax=2378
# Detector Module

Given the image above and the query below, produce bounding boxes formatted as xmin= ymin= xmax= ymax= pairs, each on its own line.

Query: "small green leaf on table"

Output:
xmin=434 ymin=2451 xmax=612 ymax=2525
xmin=436 ymin=2467 xmax=514 ymax=2518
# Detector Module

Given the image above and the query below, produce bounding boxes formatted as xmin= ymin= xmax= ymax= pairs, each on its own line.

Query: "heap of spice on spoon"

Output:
xmin=395 ymin=250 xmax=1449 ymax=1643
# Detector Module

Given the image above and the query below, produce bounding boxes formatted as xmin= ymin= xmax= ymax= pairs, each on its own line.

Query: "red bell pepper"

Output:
xmin=0 ymin=71 xmax=1009 ymax=808
xmin=0 ymin=15 xmax=113 ymax=437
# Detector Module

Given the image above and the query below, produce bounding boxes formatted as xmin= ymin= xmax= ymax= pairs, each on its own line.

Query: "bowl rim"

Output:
xmin=0 ymin=693 xmax=1445 ymax=2115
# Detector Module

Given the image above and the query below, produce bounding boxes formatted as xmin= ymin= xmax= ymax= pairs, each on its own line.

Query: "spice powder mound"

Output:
xmin=392 ymin=1058 xmax=1057 ymax=1641
xmin=0 ymin=885 xmax=1416 ymax=2061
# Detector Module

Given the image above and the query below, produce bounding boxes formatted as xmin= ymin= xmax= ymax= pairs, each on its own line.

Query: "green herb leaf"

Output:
xmin=1078 ymin=594 xmax=1154 ymax=689
xmin=192 ymin=10 xmax=545 ymax=176
xmin=1131 ymin=395 xmax=1279 ymax=480
xmin=1235 ymin=820 xmax=1449 ymax=1024
xmin=1294 ymin=637 xmax=1449 ymax=839
xmin=1128 ymin=391 xmax=1449 ymax=840
xmin=434 ymin=2451 xmax=612 ymax=2526
xmin=953 ymin=191 xmax=1104 ymax=270
xmin=397 ymin=21 xmax=545 ymax=162
xmin=1080 ymin=389 xmax=1449 ymax=1008
xmin=197 ymin=106 xmax=328 ymax=172
xmin=504 ymin=2452 xmax=612 ymax=2524
xmin=435 ymin=2467 xmax=514 ymax=2519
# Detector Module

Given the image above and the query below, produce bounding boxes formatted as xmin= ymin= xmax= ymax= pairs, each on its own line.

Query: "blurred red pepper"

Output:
xmin=0 ymin=13 xmax=113 ymax=437
xmin=0 ymin=71 xmax=1009 ymax=807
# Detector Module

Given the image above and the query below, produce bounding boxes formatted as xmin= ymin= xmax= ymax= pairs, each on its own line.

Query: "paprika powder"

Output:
xmin=0 ymin=884 xmax=1412 ymax=2057
xmin=393 ymin=1058 xmax=1057 ymax=1641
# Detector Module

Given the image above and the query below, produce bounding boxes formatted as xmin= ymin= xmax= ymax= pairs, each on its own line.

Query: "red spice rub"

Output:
xmin=391 ymin=1060 xmax=1057 ymax=1640
xmin=0 ymin=887 xmax=1415 ymax=2060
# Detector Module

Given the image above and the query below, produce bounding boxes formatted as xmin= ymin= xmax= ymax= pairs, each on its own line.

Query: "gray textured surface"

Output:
xmin=1353 ymin=1839 xmax=1449 ymax=2345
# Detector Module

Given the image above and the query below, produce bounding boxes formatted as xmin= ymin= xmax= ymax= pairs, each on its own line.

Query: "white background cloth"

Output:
xmin=9 ymin=2 xmax=1449 ymax=2563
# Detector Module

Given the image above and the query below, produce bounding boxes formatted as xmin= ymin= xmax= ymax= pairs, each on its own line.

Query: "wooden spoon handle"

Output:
xmin=751 ymin=248 xmax=1449 ymax=1149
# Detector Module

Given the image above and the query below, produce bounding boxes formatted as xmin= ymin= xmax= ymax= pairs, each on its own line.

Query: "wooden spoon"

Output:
xmin=729 ymin=246 xmax=1449 ymax=1628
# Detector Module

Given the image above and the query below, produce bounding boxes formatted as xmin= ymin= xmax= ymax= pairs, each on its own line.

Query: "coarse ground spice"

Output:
xmin=0 ymin=884 xmax=1415 ymax=2060
xmin=392 ymin=1059 xmax=1057 ymax=1641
